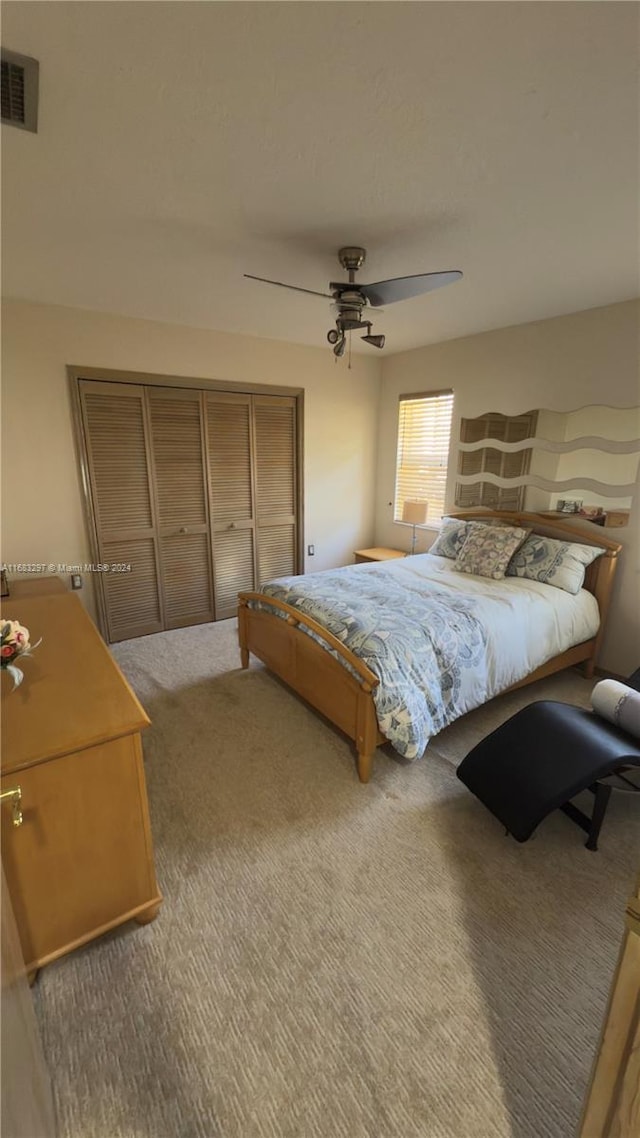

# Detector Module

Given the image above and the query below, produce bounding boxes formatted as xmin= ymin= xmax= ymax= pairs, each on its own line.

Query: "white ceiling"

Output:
xmin=2 ymin=1 xmax=638 ymax=355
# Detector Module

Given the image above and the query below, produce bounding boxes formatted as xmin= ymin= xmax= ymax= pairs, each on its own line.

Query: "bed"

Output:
xmin=238 ymin=511 xmax=622 ymax=782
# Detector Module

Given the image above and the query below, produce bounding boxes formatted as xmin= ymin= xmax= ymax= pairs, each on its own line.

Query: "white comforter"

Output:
xmin=396 ymin=553 xmax=599 ymax=690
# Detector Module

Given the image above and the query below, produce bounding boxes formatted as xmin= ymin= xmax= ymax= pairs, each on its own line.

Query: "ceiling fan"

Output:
xmin=245 ymin=246 xmax=462 ymax=357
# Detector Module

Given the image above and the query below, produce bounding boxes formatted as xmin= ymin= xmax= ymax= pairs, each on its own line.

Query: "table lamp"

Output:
xmin=402 ymin=499 xmax=429 ymax=554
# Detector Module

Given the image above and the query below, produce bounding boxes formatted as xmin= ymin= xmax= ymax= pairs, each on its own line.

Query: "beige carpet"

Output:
xmin=34 ymin=620 xmax=638 ymax=1138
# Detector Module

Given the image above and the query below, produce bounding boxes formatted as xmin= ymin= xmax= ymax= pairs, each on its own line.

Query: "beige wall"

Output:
xmin=523 ymin=408 xmax=566 ymax=512
xmin=376 ymin=299 xmax=640 ymax=675
xmin=3 ymin=297 xmax=638 ymax=674
xmin=1 ymin=300 xmax=381 ymax=621
xmin=551 ymin=406 xmax=640 ymax=511
xmin=516 ymin=406 xmax=639 ymax=513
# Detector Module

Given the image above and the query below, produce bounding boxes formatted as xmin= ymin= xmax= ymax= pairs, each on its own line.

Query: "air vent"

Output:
xmin=1 ymin=49 xmax=38 ymax=132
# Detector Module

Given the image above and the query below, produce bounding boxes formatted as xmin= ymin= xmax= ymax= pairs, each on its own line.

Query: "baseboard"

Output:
xmin=593 ymin=666 xmax=627 ymax=683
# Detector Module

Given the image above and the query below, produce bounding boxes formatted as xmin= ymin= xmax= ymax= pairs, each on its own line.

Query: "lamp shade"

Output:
xmin=402 ymin=499 xmax=429 ymax=525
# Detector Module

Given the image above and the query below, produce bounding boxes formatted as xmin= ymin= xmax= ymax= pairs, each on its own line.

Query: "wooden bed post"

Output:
xmin=583 ymin=549 xmax=619 ymax=678
xmin=356 ymin=689 xmax=379 ymax=783
xmin=356 ymin=744 xmax=376 ymax=784
xmin=238 ymin=597 xmax=250 ymax=669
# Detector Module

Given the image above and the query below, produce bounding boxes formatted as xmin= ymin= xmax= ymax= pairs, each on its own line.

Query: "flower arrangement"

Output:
xmin=1 ymin=620 xmax=40 ymax=689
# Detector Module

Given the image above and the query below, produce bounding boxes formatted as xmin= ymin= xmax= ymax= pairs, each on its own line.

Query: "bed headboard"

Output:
xmin=449 ymin=510 xmax=622 ymax=654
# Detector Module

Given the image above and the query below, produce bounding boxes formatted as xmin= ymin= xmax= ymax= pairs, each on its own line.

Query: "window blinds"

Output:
xmin=394 ymin=390 xmax=454 ymax=523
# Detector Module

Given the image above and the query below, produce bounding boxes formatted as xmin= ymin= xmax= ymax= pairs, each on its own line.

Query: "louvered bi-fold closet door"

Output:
xmin=146 ymin=389 xmax=214 ymax=629
xmin=79 ymin=381 xmax=163 ymax=642
xmin=205 ymin=393 xmax=258 ymax=620
xmin=253 ymin=395 xmax=298 ymax=587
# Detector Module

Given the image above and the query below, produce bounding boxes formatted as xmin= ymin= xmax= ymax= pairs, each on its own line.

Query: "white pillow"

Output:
xmin=506 ymin=535 xmax=605 ymax=594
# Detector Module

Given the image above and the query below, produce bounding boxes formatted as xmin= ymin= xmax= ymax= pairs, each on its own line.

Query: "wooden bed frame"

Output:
xmin=238 ymin=511 xmax=622 ymax=783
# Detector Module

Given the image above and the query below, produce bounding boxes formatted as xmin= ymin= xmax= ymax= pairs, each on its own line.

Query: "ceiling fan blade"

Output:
xmin=359 ymin=270 xmax=463 ymax=307
xmin=244 ymin=274 xmax=333 ymax=300
xmin=329 ymin=281 xmax=356 ymax=292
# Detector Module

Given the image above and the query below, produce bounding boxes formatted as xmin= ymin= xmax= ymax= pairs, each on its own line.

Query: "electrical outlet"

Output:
xmin=307 ymin=544 xmax=315 ymax=556
xmin=70 ymin=574 xmax=83 ymax=590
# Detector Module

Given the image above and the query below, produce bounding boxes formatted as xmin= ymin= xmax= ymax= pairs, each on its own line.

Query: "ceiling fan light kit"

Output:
xmin=245 ymin=246 xmax=462 ymax=357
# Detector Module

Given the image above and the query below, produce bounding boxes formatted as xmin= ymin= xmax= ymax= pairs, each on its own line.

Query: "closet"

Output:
xmin=77 ymin=376 xmax=300 ymax=642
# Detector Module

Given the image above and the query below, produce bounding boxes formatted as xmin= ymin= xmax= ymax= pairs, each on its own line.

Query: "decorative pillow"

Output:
xmin=506 ymin=535 xmax=605 ymax=594
xmin=591 ymin=679 xmax=640 ymax=740
xmin=453 ymin=523 xmax=530 ymax=580
xmin=429 ymin=517 xmax=470 ymax=560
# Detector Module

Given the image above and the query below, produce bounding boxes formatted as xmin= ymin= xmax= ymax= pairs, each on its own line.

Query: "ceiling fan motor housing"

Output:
xmin=336 ymin=288 xmax=366 ymax=330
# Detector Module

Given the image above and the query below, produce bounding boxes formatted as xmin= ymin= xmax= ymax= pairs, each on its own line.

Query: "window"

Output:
xmin=394 ymin=390 xmax=454 ymax=525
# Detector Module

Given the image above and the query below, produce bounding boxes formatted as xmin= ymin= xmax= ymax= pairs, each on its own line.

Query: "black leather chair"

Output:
xmin=456 ymin=673 xmax=640 ymax=850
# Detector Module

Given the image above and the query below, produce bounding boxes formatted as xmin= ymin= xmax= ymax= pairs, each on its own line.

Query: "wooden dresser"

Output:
xmin=6 ymin=575 xmax=68 ymax=599
xmin=1 ymin=592 xmax=161 ymax=977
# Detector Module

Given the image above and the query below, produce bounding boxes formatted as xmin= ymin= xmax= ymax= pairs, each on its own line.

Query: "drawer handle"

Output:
xmin=0 ymin=786 xmax=23 ymax=827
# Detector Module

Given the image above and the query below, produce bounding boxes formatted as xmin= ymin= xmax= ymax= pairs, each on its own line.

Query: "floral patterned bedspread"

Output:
xmin=258 ymin=554 xmax=600 ymax=760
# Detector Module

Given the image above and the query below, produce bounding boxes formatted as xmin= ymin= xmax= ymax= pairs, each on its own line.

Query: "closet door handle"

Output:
xmin=179 ymin=527 xmax=188 ymax=534
xmin=228 ymin=522 xmax=237 ymax=530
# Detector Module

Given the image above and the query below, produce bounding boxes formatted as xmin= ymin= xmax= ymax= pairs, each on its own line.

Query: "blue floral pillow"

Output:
xmin=429 ymin=517 xmax=470 ymax=560
xmin=506 ymin=535 xmax=605 ymax=594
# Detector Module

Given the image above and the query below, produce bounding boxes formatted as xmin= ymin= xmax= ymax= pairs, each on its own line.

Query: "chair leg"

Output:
xmin=585 ymin=783 xmax=612 ymax=851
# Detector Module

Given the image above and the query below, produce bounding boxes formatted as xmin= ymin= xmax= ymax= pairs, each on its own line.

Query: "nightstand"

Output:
xmin=354 ymin=547 xmax=406 ymax=564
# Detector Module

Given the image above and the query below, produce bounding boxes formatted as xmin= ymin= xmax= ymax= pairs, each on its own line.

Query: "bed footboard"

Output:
xmin=238 ymin=592 xmax=385 ymax=782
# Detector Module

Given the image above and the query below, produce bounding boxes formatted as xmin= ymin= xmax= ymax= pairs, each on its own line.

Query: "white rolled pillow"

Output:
xmin=590 ymin=679 xmax=640 ymax=740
